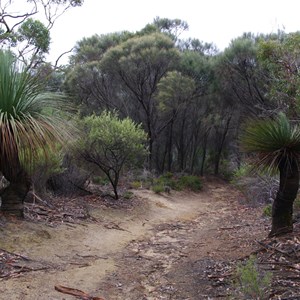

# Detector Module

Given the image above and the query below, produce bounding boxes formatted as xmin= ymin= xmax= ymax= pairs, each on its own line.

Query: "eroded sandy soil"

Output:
xmin=0 ymin=179 xmax=268 ymax=299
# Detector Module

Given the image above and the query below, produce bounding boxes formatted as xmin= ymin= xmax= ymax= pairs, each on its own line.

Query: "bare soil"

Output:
xmin=0 ymin=178 xmax=270 ymax=299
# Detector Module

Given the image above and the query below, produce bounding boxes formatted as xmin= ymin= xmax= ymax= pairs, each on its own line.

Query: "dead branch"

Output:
xmin=54 ymin=285 xmax=105 ymax=300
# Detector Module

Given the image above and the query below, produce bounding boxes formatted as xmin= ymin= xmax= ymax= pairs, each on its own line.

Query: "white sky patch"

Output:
xmin=47 ymin=0 xmax=300 ymax=64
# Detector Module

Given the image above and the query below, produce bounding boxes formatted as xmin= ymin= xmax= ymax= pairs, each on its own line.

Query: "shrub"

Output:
xmin=123 ymin=191 xmax=134 ymax=199
xmin=77 ymin=111 xmax=148 ymax=199
xmin=231 ymin=163 xmax=252 ymax=184
xmin=130 ymin=181 xmax=142 ymax=189
xmin=92 ymin=176 xmax=109 ymax=185
xmin=177 ymin=175 xmax=202 ymax=191
xmin=235 ymin=256 xmax=272 ymax=299
xmin=263 ymin=204 xmax=272 ymax=217
xmin=153 ymin=172 xmax=177 ymax=189
xmin=152 ymin=184 xmax=164 ymax=194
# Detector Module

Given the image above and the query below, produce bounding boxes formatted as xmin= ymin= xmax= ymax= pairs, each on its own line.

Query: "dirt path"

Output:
xmin=0 ymin=179 xmax=268 ymax=299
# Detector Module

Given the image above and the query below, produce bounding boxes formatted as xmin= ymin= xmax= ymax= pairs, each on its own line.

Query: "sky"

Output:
xmin=48 ymin=0 xmax=300 ymax=64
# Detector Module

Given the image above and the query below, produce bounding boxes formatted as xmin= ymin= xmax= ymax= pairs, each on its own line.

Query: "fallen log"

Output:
xmin=54 ymin=285 xmax=104 ymax=300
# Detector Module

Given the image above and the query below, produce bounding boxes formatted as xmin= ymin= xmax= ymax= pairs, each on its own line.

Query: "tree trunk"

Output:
xmin=167 ymin=120 xmax=174 ymax=172
xmin=0 ymin=169 xmax=30 ymax=217
xmin=269 ymin=159 xmax=299 ymax=236
xmin=200 ymin=130 xmax=210 ymax=176
xmin=214 ymin=116 xmax=232 ymax=175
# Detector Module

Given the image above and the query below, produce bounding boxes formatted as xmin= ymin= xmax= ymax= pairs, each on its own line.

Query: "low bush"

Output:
xmin=130 ymin=181 xmax=142 ymax=189
xmin=177 ymin=175 xmax=202 ymax=191
xmin=263 ymin=204 xmax=272 ymax=217
xmin=123 ymin=191 xmax=134 ymax=199
xmin=152 ymin=184 xmax=164 ymax=194
xmin=151 ymin=173 xmax=202 ymax=193
xmin=235 ymin=255 xmax=272 ymax=299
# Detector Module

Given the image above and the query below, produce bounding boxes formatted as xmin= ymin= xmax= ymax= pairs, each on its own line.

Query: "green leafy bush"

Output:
xmin=77 ymin=110 xmax=148 ymax=199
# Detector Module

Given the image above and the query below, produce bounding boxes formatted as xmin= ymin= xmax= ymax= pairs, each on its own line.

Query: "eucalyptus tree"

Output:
xmin=258 ymin=31 xmax=300 ymax=117
xmin=156 ymin=71 xmax=196 ymax=171
xmin=138 ymin=17 xmax=189 ymax=42
xmin=176 ymin=49 xmax=217 ymax=173
xmin=241 ymin=114 xmax=300 ymax=236
xmin=0 ymin=50 xmax=73 ymax=216
xmin=0 ymin=0 xmax=83 ymax=67
xmin=64 ymin=32 xmax=134 ymax=116
xmin=100 ymin=32 xmax=180 ymax=169
xmin=217 ymin=34 xmax=271 ymax=117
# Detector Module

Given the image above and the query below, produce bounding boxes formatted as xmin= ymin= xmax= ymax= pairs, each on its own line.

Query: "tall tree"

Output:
xmin=64 ymin=32 xmax=134 ymax=116
xmin=217 ymin=34 xmax=271 ymax=116
xmin=100 ymin=33 xmax=180 ymax=168
xmin=157 ymin=71 xmax=196 ymax=171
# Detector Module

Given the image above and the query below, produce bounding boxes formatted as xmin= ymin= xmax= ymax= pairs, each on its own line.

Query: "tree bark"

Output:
xmin=269 ymin=158 xmax=299 ymax=236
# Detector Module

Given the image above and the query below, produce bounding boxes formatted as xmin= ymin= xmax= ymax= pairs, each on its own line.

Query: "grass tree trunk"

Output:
xmin=270 ymin=159 xmax=299 ymax=236
xmin=0 ymin=168 xmax=30 ymax=217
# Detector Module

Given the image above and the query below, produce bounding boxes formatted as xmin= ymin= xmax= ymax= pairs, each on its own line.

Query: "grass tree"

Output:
xmin=241 ymin=113 xmax=300 ymax=236
xmin=78 ymin=110 xmax=148 ymax=200
xmin=0 ymin=50 xmax=72 ymax=217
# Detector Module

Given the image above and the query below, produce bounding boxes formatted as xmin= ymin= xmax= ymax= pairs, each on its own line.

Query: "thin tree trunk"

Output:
xmin=269 ymin=159 xmax=299 ymax=236
xmin=200 ymin=130 xmax=210 ymax=176
xmin=214 ymin=116 xmax=232 ymax=175
xmin=167 ymin=120 xmax=174 ymax=172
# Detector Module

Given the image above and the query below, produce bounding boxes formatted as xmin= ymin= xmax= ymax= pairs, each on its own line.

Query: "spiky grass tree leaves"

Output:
xmin=241 ymin=113 xmax=300 ymax=236
xmin=241 ymin=113 xmax=300 ymax=174
xmin=0 ymin=50 xmax=73 ymax=216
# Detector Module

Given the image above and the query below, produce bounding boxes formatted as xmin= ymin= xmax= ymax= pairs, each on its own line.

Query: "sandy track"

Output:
xmin=0 ymin=179 xmax=267 ymax=299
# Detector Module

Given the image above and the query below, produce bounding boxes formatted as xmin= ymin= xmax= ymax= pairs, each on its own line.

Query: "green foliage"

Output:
xmin=91 ymin=176 xmax=108 ymax=185
xmin=28 ymin=145 xmax=64 ymax=193
xmin=231 ymin=163 xmax=252 ymax=184
xmin=80 ymin=110 xmax=148 ymax=167
xmin=100 ymin=33 xmax=180 ymax=91
xmin=78 ymin=110 xmax=148 ymax=199
xmin=18 ymin=19 xmax=50 ymax=53
xmin=235 ymin=256 xmax=272 ymax=299
xmin=177 ymin=175 xmax=202 ymax=191
xmin=263 ymin=204 xmax=272 ymax=217
xmin=153 ymin=172 xmax=177 ymax=189
xmin=240 ymin=113 xmax=300 ymax=174
xmin=152 ymin=184 xmax=165 ymax=194
xmin=151 ymin=173 xmax=202 ymax=192
xmin=130 ymin=181 xmax=143 ymax=189
xmin=157 ymin=71 xmax=196 ymax=112
xmin=258 ymin=32 xmax=300 ymax=115
xmin=123 ymin=191 xmax=134 ymax=199
xmin=0 ymin=50 xmax=73 ymax=177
